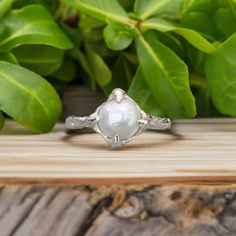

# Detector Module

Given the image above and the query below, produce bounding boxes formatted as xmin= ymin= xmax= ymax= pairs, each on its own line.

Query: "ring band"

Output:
xmin=65 ymin=88 xmax=171 ymax=148
xmin=65 ymin=116 xmax=171 ymax=130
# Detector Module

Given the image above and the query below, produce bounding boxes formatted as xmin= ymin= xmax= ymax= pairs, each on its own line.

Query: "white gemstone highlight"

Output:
xmin=98 ymin=98 xmax=141 ymax=139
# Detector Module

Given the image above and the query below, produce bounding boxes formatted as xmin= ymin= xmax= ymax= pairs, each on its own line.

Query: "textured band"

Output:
xmin=65 ymin=115 xmax=96 ymax=129
xmin=146 ymin=116 xmax=171 ymax=130
xmin=66 ymin=115 xmax=171 ymax=131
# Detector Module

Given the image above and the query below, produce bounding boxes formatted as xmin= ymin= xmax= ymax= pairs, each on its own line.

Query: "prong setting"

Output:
xmin=137 ymin=118 xmax=148 ymax=129
xmin=109 ymin=135 xmax=123 ymax=149
xmin=112 ymin=88 xmax=125 ymax=103
xmin=65 ymin=88 xmax=171 ymax=149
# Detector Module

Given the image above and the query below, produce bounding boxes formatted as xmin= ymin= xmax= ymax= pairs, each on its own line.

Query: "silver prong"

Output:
xmin=138 ymin=119 xmax=148 ymax=125
xmin=112 ymin=88 xmax=125 ymax=103
xmin=137 ymin=118 xmax=148 ymax=129
xmin=110 ymin=135 xmax=123 ymax=149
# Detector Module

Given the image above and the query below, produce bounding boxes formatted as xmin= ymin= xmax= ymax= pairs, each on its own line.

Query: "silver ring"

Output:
xmin=65 ymin=88 xmax=171 ymax=149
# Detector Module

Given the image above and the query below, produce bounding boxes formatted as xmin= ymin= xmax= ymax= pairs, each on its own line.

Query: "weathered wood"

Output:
xmin=0 ymin=185 xmax=236 ymax=236
xmin=1 ymin=119 xmax=236 ymax=184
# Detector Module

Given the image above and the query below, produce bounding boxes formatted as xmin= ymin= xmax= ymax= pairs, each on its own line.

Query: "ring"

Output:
xmin=65 ymin=88 xmax=171 ymax=149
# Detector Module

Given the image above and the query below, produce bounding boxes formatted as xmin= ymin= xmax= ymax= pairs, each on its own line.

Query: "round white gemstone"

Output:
xmin=98 ymin=98 xmax=141 ymax=139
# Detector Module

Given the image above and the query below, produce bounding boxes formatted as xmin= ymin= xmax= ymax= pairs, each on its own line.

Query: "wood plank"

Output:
xmin=1 ymin=184 xmax=236 ymax=236
xmin=0 ymin=119 xmax=236 ymax=184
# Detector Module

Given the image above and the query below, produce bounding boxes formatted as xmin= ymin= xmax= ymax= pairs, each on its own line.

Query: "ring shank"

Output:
xmin=146 ymin=116 xmax=171 ymax=130
xmin=65 ymin=116 xmax=95 ymax=129
xmin=66 ymin=115 xmax=171 ymax=130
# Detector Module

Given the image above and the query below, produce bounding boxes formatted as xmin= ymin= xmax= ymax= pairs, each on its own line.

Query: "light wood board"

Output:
xmin=1 ymin=119 xmax=236 ymax=184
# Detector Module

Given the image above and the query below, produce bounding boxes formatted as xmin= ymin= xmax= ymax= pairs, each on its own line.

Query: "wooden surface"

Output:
xmin=1 ymin=86 xmax=236 ymax=236
xmin=0 ymin=118 xmax=236 ymax=184
xmin=1 ymin=184 xmax=236 ymax=236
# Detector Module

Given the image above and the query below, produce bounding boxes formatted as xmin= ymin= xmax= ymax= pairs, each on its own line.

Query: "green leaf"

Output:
xmin=79 ymin=14 xmax=105 ymax=28
xmin=0 ymin=0 xmax=12 ymax=19
xmin=141 ymin=17 xmax=215 ymax=53
xmin=12 ymin=45 xmax=64 ymax=76
xmin=154 ymin=31 xmax=185 ymax=58
xmin=70 ymin=47 xmax=95 ymax=90
xmin=128 ymin=68 xmax=164 ymax=116
xmin=215 ymin=8 xmax=236 ymax=38
xmin=0 ymin=111 xmax=4 ymax=130
xmin=61 ymin=23 xmax=83 ymax=47
xmin=104 ymin=55 xmax=134 ymax=94
xmin=134 ymin=0 xmax=184 ymax=20
xmin=181 ymin=12 xmax=215 ymax=38
xmin=205 ymin=33 xmax=236 ymax=116
xmin=0 ymin=52 xmax=18 ymax=64
xmin=122 ymin=52 xmax=138 ymax=64
xmin=184 ymin=43 xmax=206 ymax=75
xmin=84 ymin=43 xmax=111 ymax=87
xmin=52 ymin=57 xmax=77 ymax=83
xmin=136 ymin=33 xmax=196 ymax=117
xmin=0 ymin=61 xmax=62 ymax=133
xmin=103 ymin=24 xmax=133 ymax=50
xmin=0 ymin=4 xmax=73 ymax=52
xmin=82 ymin=27 xmax=104 ymax=42
xmin=181 ymin=0 xmax=236 ymax=41
xmin=64 ymin=0 xmax=136 ymax=30
xmin=118 ymin=0 xmax=134 ymax=11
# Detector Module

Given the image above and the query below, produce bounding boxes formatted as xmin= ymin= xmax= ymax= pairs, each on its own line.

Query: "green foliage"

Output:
xmin=63 ymin=0 xmax=236 ymax=119
xmin=0 ymin=61 xmax=62 ymax=133
xmin=0 ymin=3 xmax=72 ymax=132
xmin=65 ymin=0 xmax=136 ymax=30
xmin=181 ymin=0 xmax=236 ymax=41
xmin=141 ymin=18 xmax=215 ymax=53
xmin=205 ymin=33 xmax=236 ymax=116
xmin=134 ymin=0 xmax=185 ymax=20
xmin=128 ymin=68 xmax=164 ymax=116
xmin=84 ymin=42 xmax=111 ymax=87
xmin=103 ymin=24 xmax=134 ymax=50
xmin=0 ymin=0 xmax=12 ymax=19
xmin=0 ymin=0 xmax=236 ymax=132
xmin=0 ymin=4 xmax=73 ymax=52
xmin=0 ymin=52 xmax=18 ymax=64
xmin=136 ymin=32 xmax=196 ymax=117
xmin=12 ymin=45 xmax=64 ymax=76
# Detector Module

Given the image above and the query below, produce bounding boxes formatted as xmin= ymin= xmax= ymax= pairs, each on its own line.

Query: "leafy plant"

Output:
xmin=62 ymin=0 xmax=236 ymax=118
xmin=0 ymin=0 xmax=236 ymax=133
xmin=0 ymin=1 xmax=73 ymax=132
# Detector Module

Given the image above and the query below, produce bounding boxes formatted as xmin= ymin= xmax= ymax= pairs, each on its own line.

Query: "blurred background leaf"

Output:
xmin=0 ymin=4 xmax=73 ymax=52
xmin=205 ymin=33 xmax=236 ymax=116
xmin=12 ymin=45 xmax=64 ymax=76
xmin=0 ymin=61 xmax=62 ymax=133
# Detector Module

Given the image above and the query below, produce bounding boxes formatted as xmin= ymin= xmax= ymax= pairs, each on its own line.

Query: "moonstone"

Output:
xmin=98 ymin=98 xmax=141 ymax=139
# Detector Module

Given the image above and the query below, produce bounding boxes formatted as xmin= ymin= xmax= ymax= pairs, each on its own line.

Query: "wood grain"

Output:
xmin=1 ymin=184 xmax=236 ymax=236
xmin=1 ymin=86 xmax=236 ymax=236
xmin=1 ymin=118 xmax=236 ymax=184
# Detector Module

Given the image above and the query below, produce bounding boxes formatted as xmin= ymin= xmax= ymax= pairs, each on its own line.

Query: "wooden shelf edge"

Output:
xmin=2 ymin=176 xmax=236 ymax=186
